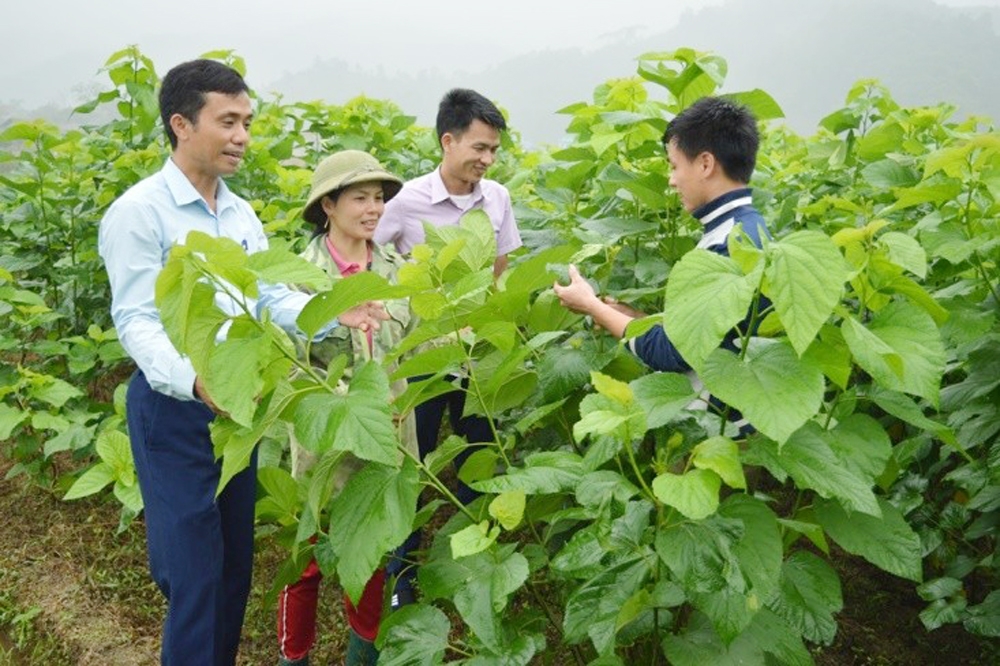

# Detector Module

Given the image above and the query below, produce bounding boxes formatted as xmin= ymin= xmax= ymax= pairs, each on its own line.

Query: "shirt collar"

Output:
xmin=692 ymin=188 xmax=754 ymax=228
xmin=429 ymin=166 xmax=485 ymax=206
xmin=162 ymin=157 xmax=236 ymax=214
xmin=324 ymin=236 xmax=371 ymax=277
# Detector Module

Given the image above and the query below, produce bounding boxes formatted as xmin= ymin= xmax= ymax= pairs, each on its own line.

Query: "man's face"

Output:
xmin=666 ymin=139 xmax=710 ymax=213
xmin=440 ymin=119 xmax=501 ymax=193
xmin=173 ymin=91 xmax=253 ymax=179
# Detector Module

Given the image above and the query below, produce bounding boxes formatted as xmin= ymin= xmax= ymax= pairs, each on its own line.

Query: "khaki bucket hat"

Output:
xmin=302 ymin=150 xmax=404 ymax=226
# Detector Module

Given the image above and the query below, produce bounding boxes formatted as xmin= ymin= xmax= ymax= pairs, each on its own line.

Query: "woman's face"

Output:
xmin=321 ymin=182 xmax=386 ymax=242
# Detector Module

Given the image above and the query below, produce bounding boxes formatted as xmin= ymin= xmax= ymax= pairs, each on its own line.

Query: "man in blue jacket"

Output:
xmin=554 ymin=95 xmax=769 ymax=379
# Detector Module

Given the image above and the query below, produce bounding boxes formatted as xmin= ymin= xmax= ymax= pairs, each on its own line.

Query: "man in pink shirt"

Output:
xmin=375 ymin=88 xmax=521 ymax=275
xmin=375 ymin=88 xmax=522 ymax=608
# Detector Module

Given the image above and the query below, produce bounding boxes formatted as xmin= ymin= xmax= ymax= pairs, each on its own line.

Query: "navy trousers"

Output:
xmin=127 ymin=371 xmax=258 ymax=666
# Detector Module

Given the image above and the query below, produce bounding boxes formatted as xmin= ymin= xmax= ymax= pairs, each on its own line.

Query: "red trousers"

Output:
xmin=276 ymin=559 xmax=385 ymax=661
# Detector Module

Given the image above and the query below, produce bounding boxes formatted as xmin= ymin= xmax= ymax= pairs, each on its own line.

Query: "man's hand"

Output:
xmin=553 ymin=264 xmax=637 ymax=340
xmin=601 ymin=296 xmax=646 ymax=319
xmin=340 ymin=300 xmax=391 ymax=332
xmin=553 ymin=264 xmax=601 ymax=315
xmin=194 ymin=375 xmax=227 ymax=416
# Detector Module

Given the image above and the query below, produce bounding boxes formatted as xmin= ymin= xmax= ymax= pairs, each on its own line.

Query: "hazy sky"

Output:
xmin=3 ymin=0 xmax=994 ymax=108
xmin=1 ymin=0 xmax=712 ymax=106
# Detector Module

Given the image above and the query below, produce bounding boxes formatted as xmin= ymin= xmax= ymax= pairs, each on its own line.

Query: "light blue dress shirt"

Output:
xmin=100 ymin=158 xmax=328 ymax=401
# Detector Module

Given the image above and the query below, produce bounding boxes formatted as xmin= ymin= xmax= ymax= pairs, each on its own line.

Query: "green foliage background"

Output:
xmin=2 ymin=45 xmax=999 ymax=664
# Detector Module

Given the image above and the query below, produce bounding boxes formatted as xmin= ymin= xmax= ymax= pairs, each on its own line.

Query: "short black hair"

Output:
xmin=159 ymin=59 xmax=249 ymax=149
xmin=663 ymin=96 xmax=758 ymax=184
xmin=435 ymin=88 xmax=506 ymax=144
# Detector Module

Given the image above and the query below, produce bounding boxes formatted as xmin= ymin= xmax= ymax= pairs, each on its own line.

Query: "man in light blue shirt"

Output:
xmin=99 ymin=59 xmax=385 ymax=666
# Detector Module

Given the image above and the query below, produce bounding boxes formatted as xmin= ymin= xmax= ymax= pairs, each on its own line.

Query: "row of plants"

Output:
xmin=1 ymin=46 xmax=998 ymax=664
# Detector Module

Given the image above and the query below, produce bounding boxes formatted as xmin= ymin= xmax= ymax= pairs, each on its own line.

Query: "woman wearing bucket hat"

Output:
xmin=276 ymin=150 xmax=417 ymax=666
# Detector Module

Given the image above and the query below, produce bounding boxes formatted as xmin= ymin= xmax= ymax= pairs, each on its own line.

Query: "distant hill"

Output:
xmin=264 ymin=0 xmax=1000 ymax=145
xmin=3 ymin=0 xmax=999 ymax=146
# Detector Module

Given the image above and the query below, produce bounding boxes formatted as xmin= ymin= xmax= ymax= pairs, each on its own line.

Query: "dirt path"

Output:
xmin=0 ymin=461 xmax=159 ymax=665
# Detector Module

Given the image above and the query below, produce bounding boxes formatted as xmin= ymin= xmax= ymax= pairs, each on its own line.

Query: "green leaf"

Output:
xmin=764 ymin=230 xmax=849 ymax=356
xmin=563 ymin=556 xmax=651 ymax=655
xmin=769 ymin=422 xmax=881 ymax=516
xmin=869 ymin=387 xmax=956 ymax=446
xmin=815 ymin=497 xmax=922 ymax=582
xmin=964 ymin=590 xmax=1000 ymax=637
xmin=537 ymin=346 xmax=593 ymax=403
xmin=31 ymin=377 xmax=83 ymax=408
xmin=656 ymin=516 xmax=745 ymax=596
xmin=701 ymin=340 xmax=825 ymax=445
xmin=293 ymin=362 xmax=398 ymax=466
xmin=663 ymin=249 xmax=760 ymax=372
xmin=204 ymin=320 xmax=276 ymax=427
xmin=826 ymin=413 xmax=892 ymax=481
xmin=862 ymin=301 xmax=946 ymax=405
xmin=768 ymin=550 xmax=842 ymax=645
xmin=879 ymin=231 xmax=927 ymax=279
xmin=255 ymin=466 xmax=299 ymax=523
xmin=489 ymin=490 xmax=526 ymax=531
xmin=0 ymin=404 xmax=28 ymax=440
xmin=450 ymin=520 xmax=501 ymax=558
xmin=96 ymin=430 xmax=134 ymax=482
xmin=652 ymin=469 xmax=721 ymax=520
xmin=719 ymin=495 xmax=783 ymax=606
xmin=376 ymin=604 xmax=450 ymax=664
xmin=630 ymin=372 xmax=697 ymax=428
xmin=692 ymin=436 xmax=746 ymax=490
xmin=474 ymin=452 xmax=583 ymax=494
xmin=63 ymin=463 xmax=115 ymax=500
xmin=328 ymin=458 xmax=420 ymax=603
xmin=452 ymin=548 xmax=529 ymax=651
xmin=297 ymin=271 xmax=408 ymax=339
xmin=247 ymin=247 xmax=332 ymax=290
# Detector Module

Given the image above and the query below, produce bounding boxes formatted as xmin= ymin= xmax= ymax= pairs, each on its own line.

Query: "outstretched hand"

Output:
xmin=553 ymin=264 xmax=600 ymax=314
xmin=340 ymin=300 xmax=391 ymax=332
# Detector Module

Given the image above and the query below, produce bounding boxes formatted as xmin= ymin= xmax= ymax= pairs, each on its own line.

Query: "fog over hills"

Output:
xmin=3 ymin=0 xmax=999 ymax=145
xmin=265 ymin=0 xmax=1000 ymax=144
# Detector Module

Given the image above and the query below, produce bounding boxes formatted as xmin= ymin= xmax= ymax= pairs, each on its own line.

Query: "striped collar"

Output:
xmin=693 ymin=188 xmax=754 ymax=227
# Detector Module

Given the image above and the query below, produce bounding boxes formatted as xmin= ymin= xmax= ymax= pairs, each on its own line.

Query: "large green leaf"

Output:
xmin=204 ymin=318 xmax=274 ymax=427
xmin=474 ymin=451 xmax=583 ymax=495
xmin=764 ymin=231 xmax=849 ymax=356
xmin=826 ymin=413 xmax=892 ymax=481
xmin=63 ymin=462 xmax=114 ymax=500
xmin=815 ymin=497 xmax=922 ymax=582
xmin=297 ymin=271 xmax=409 ymax=339
xmin=865 ymin=301 xmax=946 ymax=405
xmin=451 ymin=548 xmax=529 ymax=651
xmin=656 ymin=517 xmax=745 ymax=596
xmin=376 ymin=604 xmax=450 ymax=665
xmin=965 ymin=590 xmax=1000 ymax=637
xmin=719 ymin=495 xmax=783 ymax=607
xmin=652 ymin=469 xmax=721 ymax=520
xmin=292 ymin=362 xmax=398 ymax=466
xmin=563 ymin=556 xmax=651 ymax=655
xmin=328 ymin=458 xmax=419 ymax=603
xmin=247 ymin=246 xmax=331 ymax=290
xmin=768 ymin=422 xmax=881 ymax=516
xmin=701 ymin=340 xmax=825 ymax=445
xmin=537 ymin=346 xmax=593 ymax=403
xmin=630 ymin=372 xmax=697 ymax=428
xmin=768 ymin=550 xmax=842 ymax=645
xmin=663 ymin=248 xmax=761 ymax=372
xmin=663 ymin=608 xmax=811 ymax=666
xmin=692 ymin=436 xmax=746 ymax=490
xmin=0 ymin=404 xmax=28 ymax=440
